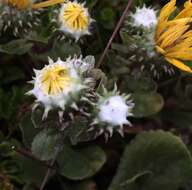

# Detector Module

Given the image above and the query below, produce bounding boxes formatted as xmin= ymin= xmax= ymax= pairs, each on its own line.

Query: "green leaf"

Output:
xmin=67 ymin=117 xmax=96 ymax=145
xmin=31 ymin=128 xmax=61 ymax=161
xmin=0 ymin=87 xmax=25 ymax=120
xmin=29 ymin=41 xmax=81 ymax=62
xmin=57 ymin=145 xmax=106 ymax=180
xmin=1 ymin=66 xmax=25 ymax=84
xmin=109 ymin=130 xmax=192 ymax=190
xmin=0 ymin=39 xmax=33 ymax=55
xmin=19 ymin=113 xmax=41 ymax=148
xmin=121 ymin=76 xmax=157 ymax=93
xmin=16 ymin=154 xmax=47 ymax=187
xmin=132 ymin=92 xmax=164 ymax=117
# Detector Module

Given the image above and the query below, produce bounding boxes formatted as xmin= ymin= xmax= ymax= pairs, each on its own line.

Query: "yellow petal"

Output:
xmin=166 ymin=37 xmax=192 ymax=52
xmin=166 ymin=18 xmax=192 ymax=27
xmin=156 ymin=0 xmax=176 ymax=38
xmin=175 ymin=6 xmax=192 ymax=18
xmin=156 ymin=45 xmax=166 ymax=54
xmin=166 ymin=50 xmax=192 ymax=60
xmin=159 ymin=0 xmax=176 ymax=20
xmin=185 ymin=0 xmax=192 ymax=8
xmin=160 ymin=24 xmax=189 ymax=49
xmin=166 ymin=57 xmax=192 ymax=72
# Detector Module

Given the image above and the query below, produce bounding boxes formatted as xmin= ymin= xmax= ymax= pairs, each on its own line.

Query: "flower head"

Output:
xmin=92 ymin=86 xmax=134 ymax=138
xmin=155 ymin=0 xmax=192 ymax=73
xmin=98 ymin=95 xmax=132 ymax=126
xmin=58 ymin=1 xmax=93 ymax=40
xmin=131 ymin=6 xmax=157 ymax=28
xmin=27 ymin=56 xmax=93 ymax=119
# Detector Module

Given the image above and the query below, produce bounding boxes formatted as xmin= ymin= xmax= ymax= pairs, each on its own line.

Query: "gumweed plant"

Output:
xmin=1 ymin=0 xmax=192 ymax=190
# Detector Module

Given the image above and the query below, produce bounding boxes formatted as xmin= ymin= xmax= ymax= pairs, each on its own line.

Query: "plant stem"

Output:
xmin=97 ymin=0 xmax=134 ymax=68
xmin=15 ymin=148 xmax=54 ymax=169
xmin=40 ymin=147 xmax=60 ymax=190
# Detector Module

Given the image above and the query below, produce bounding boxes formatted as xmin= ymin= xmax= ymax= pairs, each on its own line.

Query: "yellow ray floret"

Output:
xmin=40 ymin=64 xmax=72 ymax=96
xmin=155 ymin=0 xmax=192 ymax=73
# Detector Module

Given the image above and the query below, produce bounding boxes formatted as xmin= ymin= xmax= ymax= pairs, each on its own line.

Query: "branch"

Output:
xmin=97 ymin=0 xmax=134 ymax=68
xmin=15 ymin=148 xmax=54 ymax=169
xmin=39 ymin=147 xmax=61 ymax=190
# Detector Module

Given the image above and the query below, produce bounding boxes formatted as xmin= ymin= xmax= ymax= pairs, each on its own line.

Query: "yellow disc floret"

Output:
xmin=5 ymin=0 xmax=31 ymax=9
xmin=59 ymin=1 xmax=93 ymax=40
xmin=62 ymin=2 xmax=88 ymax=31
xmin=40 ymin=65 xmax=72 ymax=96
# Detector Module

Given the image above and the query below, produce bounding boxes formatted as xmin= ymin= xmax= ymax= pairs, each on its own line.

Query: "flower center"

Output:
xmin=5 ymin=0 xmax=31 ymax=9
xmin=40 ymin=65 xmax=72 ymax=96
xmin=62 ymin=2 xmax=88 ymax=30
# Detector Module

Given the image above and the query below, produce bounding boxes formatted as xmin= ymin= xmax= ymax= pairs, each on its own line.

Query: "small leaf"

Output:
xmin=19 ymin=113 xmax=41 ymax=148
xmin=29 ymin=41 xmax=81 ymax=62
xmin=58 ymin=145 xmax=106 ymax=180
xmin=0 ymin=39 xmax=33 ymax=55
xmin=31 ymin=128 xmax=61 ymax=161
xmin=132 ymin=92 xmax=164 ymax=117
xmin=121 ymin=76 xmax=157 ymax=93
xmin=67 ymin=117 xmax=96 ymax=145
xmin=16 ymin=154 xmax=47 ymax=187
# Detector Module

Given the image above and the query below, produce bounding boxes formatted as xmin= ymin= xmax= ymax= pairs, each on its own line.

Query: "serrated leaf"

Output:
xmin=109 ymin=130 xmax=192 ymax=190
xmin=57 ymin=145 xmax=106 ymax=180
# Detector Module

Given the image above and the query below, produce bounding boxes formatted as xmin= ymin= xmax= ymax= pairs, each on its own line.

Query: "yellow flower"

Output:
xmin=58 ymin=1 xmax=93 ymax=40
xmin=155 ymin=0 xmax=192 ymax=73
xmin=4 ymin=0 xmax=31 ymax=9
xmin=40 ymin=64 xmax=72 ymax=96
xmin=27 ymin=57 xmax=88 ymax=119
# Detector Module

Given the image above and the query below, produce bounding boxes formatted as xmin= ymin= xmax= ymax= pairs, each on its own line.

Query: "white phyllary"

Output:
xmin=58 ymin=1 xmax=94 ymax=40
xmin=92 ymin=86 xmax=134 ymax=138
xmin=98 ymin=95 xmax=133 ymax=126
xmin=131 ymin=6 xmax=157 ymax=28
xmin=27 ymin=57 xmax=91 ymax=120
xmin=67 ymin=55 xmax=95 ymax=73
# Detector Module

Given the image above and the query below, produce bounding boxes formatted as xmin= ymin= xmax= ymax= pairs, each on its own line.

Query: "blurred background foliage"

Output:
xmin=1 ymin=0 xmax=192 ymax=190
